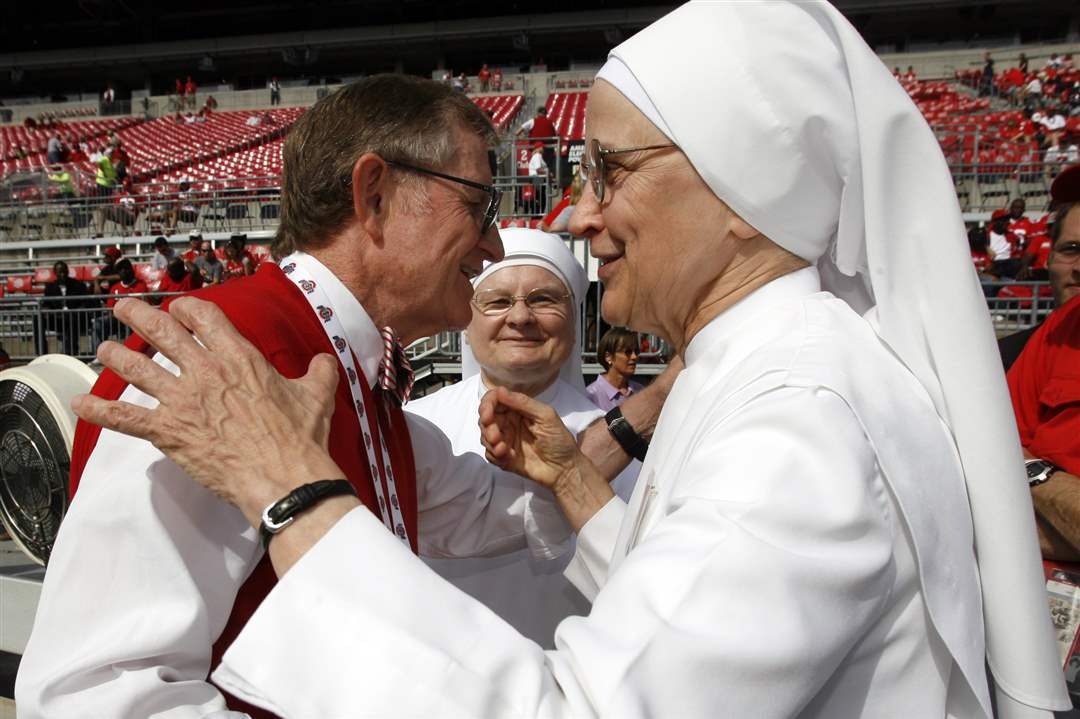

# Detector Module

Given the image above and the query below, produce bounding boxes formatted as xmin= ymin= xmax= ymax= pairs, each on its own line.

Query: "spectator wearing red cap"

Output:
xmin=91 ymin=259 xmax=147 ymax=352
xmin=94 ymin=247 xmax=123 ymax=295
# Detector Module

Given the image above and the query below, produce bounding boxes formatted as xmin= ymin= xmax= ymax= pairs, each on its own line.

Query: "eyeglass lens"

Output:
xmin=473 ymin=288 xmax=568 ymax=315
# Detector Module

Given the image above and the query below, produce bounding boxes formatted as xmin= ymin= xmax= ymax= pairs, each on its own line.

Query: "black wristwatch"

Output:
xmin=1026 ymin=459 xmax=1061 ymax=488
xmin=605 ymin=406 xmax=649 ymax=462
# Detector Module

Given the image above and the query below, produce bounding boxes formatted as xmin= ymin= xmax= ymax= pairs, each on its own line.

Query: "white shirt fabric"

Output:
xmin=212 ymin=267 xmax=985 ymax=718
xmin=528 ymin=152 xmax=548 ymax=176
xmin=408 ymin=374 xmax=639 ymax=648
xmin=989 ymin=229 xmax=1014 ymax=260
xmin=16 ymin=253 xmax=570 ymax=719
xmin=150 ymin=247 xmax=176 ymax=271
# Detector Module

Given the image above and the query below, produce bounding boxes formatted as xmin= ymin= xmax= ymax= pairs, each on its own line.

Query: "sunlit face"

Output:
xmin=605 ymin=343 xmax=639 ymax=379
xmin=568 ymin=81 xmax=742 ymax=337
xmin=383 ymin=124 xmax=504 ymax=340
xmin=1049 ymin=206 xmax=1080 ymax=308
xmin=467 ymin=265 xmax=575 ymax=392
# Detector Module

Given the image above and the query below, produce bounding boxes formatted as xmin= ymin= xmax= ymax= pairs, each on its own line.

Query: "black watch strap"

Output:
xmin=259 ymin=479 xmax=358 ymax=549
xmin=605 ymin=406 xmax=649 ymax=463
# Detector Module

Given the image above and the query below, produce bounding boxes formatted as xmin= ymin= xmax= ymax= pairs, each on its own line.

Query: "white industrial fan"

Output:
xmin=0 ymin=355 xmax=99 ymax=565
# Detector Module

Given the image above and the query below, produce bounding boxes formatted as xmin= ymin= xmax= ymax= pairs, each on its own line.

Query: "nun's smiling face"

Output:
xmin=467 ymin=265 xmax=576 ymax=396
xmin=570 ymin=81 xmax=745 ymax=344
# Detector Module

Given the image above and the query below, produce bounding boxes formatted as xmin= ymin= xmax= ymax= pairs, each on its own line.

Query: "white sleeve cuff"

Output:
xmin=563 ymin=496 xmax=626 ymax=602
xmin=523 ymin=484 xmax=574 ymax=560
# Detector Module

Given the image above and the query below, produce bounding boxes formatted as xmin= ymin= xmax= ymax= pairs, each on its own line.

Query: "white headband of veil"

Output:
xmin=597 ymin=2 xmax=1066 ymax=715
xmin=461 ymin=228 xmax=588 ymax=394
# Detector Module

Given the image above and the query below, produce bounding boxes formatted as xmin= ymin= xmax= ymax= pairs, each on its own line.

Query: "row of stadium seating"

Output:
xmin=0 ymin=116 xmax=142 ymax=172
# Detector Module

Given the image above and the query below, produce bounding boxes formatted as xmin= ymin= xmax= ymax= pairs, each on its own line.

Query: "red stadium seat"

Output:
xmin=5 ymin=275 xmax=33 ymax=294
xmin=33 ymin=267 xmax=57 ymax=285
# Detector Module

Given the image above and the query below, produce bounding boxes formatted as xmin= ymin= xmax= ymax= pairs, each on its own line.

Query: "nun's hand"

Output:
xmin=72 ymin=297 xmax=345 ymax=528
xmin=480 ymin=386 xmax=614 ymax=531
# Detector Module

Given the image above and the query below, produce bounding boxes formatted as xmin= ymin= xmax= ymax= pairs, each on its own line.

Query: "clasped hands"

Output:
xmin=74 ymin=298 xmax=611 ymax=534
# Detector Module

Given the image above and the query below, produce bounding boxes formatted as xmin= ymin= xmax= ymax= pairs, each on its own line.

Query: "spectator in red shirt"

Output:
xmin=181 ymin=230 xmax=203 ymax=263
xmin=92 ymin=259 xmax=147 ymax=351
xmin=1006 ymin=295 xmax=1080 ymax=561
xmin=94 ymin=247 xmax=123 ymax=295
xmin=184 ymin=76 xmax=197 ymax=110
xmin=156 ymin=257 xmax=201 ymax=297
xmin=478 ymin=64 xmax=491 ymax=92
xmin=491 ymin=67 xmax=503 ymax=91
xmin=228 ymin=234 xmax=256 ymax=275
xmin=518 ymin=107 xmax=557 ymax=141
xmin=1007 ymin=198 xmax=1037 ymax=245
xmin=969 ymin=225 xmax=996 ymax=282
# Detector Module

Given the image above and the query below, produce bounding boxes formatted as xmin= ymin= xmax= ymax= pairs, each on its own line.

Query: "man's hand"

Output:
xmin=71 ymin=297 xmax=345 ymax=529
xmin=479 ymin=387 xmax=613 ymax=531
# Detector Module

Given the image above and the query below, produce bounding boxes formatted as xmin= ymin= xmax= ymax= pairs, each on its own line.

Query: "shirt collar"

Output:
xmin=290 ymin=251 xmax=383 ymax=389
xmin=684 ymin=265 xmax=822 ymax=369
xmin=591 ymin=374 xmax=622 ymax=400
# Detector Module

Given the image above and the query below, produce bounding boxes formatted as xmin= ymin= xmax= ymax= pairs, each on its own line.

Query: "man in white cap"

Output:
xmin=73 ymin=2 xmax=1068 ymax=717
xmin=408 ymin=228 xmax=644 ymax=647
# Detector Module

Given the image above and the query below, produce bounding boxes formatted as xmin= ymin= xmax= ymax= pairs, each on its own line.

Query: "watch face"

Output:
xmin=1027 ymin=460 xmax=1052 ymax=479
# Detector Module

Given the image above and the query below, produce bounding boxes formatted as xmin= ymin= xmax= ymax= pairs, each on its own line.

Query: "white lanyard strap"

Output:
xmin=280 ymin=254 xmax=411 ymax=548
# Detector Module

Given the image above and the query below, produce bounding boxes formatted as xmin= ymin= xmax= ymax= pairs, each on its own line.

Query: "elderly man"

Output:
xmin=408 ymin=228 xmax=645 ymax=647
xmin=70 ymin=3 xmax=1067 ymax=718
xmin=18 ymin=75 xmax=661 ymax=718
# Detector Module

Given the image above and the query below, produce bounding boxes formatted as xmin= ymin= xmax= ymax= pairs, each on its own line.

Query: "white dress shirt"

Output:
xmin=210 ymin=267 xmax=989 ymax=718
xmin=15 ymin=253 xmax=569 ymax=718
xmin=408 ymin=374 xmax=639 ymax=648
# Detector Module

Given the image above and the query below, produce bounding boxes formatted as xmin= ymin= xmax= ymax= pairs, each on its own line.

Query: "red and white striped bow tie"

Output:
xmin=378 ymin=327 xmax=414 ymax=405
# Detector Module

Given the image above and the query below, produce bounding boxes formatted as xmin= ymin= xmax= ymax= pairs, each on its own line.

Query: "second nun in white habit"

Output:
xmin=407 ymin=228 xmax=639 ymax=648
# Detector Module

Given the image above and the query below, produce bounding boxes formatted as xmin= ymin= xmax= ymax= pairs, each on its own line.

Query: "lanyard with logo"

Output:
xmin=279 ymin=253 xmax=410 ymax=549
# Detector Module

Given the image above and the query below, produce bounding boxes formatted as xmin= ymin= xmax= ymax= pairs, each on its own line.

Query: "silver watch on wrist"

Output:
xmin=1026 ymin=459 xmax=1060 ymax=488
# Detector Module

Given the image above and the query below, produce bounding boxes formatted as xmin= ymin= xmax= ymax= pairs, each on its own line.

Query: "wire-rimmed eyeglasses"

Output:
xmin=472 ymin=288 xmax=571 ymax=316
xmin=342 ymin=160 xmax=502 ymax=234
xmin=578 ymin=138 xmax=678 ymax=204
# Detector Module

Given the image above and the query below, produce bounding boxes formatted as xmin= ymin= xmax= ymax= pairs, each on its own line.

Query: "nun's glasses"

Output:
xmin=472 ymin=288 xmax=571 ymax=316
xmin=580 ymin=138 xmax=678 ymax=204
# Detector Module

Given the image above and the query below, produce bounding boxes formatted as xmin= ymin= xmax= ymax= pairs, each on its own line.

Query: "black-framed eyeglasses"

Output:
xmin=579 ymin=138 xmax=677 ymax=204
xmin=343 ymin=160 xmax=502 ymax=234
xmin=472 ymin=287 xmax=571 ymax=316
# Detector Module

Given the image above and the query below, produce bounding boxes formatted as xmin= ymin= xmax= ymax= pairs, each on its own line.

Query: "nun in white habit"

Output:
xmin=73 ymin=2 xmax=1069 ymax=717
xmin=407 ymin=228 xmax=639 ymax=648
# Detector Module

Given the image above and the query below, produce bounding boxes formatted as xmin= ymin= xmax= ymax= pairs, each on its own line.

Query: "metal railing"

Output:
xmin=983 ymin=280 xmax=1056 ymax=334
xmin=0 ymin=292 xmax=181 ymax=360
xmin=0 ymin=279 xmax=1051 ymax=369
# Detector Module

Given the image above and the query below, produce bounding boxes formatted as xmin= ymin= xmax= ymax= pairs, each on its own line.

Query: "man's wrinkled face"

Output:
xmin=1049 ymin=206 xmax=1080 ymax=308
xmin=384 ymin=124 xmax=504 ymax=340
xmin=467 ymin=265 xmax=574 ymax=390
xmin=568 ymin=81 xmax=741 ymax=337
